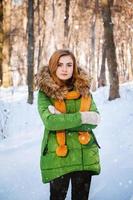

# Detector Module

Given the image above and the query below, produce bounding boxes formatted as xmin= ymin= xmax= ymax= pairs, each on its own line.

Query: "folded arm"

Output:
xmin=38 ymin=91 xmax=82 ymax=131
xmin=38 ymin=91 xmax=100 ymax=131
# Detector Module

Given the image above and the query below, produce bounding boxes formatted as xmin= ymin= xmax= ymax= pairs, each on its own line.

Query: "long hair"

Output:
xmin=48 ymin=49 xmax=78 ymax=86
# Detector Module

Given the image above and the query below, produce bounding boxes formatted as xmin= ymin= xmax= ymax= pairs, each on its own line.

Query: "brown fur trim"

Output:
xmin=37 ymin=66 xmax=91 ymax=100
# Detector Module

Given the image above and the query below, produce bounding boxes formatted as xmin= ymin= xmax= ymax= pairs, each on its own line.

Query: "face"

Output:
xmin=56 ymin=56 xmax=73 ymax=81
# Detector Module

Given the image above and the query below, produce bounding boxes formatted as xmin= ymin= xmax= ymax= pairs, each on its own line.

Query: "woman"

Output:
xmin=37 ymin=49 xmax=101 ymax=200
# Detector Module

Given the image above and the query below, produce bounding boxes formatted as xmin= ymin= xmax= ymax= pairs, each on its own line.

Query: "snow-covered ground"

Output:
xmin=0 ymin=83 xmax=133 ymax=200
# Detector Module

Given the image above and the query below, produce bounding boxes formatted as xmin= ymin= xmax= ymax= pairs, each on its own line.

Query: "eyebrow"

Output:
xmin=58 ymin=62 xmax=73 ymax=64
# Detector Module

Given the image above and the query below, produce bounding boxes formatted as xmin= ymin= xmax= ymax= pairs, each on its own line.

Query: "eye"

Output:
xmin=57 ymin=63 xmax=62 ymax=67
xmin=67 ymin=64 xmax=72 ymax=67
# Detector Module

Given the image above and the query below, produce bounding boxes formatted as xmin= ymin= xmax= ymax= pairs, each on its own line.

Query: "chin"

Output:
xmin=59 ymin=76 xmax=69 ymax=81
xmin=60 ymin=78 xmax=68 ymax=81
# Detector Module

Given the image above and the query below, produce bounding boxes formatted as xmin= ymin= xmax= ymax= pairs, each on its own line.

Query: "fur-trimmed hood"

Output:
xmin=37 ymin=66 xmax=91 ymax=100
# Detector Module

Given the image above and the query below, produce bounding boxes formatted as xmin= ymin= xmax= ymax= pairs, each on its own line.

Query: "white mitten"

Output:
xmin=80 ymin=111 xmax=101 ymax=125
xmin=48 ymin=105 xmax=61 ymax=114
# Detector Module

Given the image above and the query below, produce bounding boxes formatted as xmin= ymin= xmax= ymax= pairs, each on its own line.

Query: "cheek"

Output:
xmin=56 ymin=68 xmax=60 ymax=76
xmin=70 ymin=68 xmax=73 ymax=75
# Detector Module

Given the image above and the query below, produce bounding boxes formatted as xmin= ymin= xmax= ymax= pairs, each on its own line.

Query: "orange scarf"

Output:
xmin=54 ymin=91 xmax=91 ymax=157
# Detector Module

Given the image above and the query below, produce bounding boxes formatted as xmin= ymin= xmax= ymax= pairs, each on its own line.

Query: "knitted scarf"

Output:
xmin=54 ymin=91 xmax=92 ymax=157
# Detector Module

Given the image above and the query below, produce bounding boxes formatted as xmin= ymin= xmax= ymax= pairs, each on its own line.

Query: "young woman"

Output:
xmin=37 ymin=49 xmax=101 ymax=200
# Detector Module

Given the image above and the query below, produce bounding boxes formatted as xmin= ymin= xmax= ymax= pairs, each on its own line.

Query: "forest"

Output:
xmin=0 ymin=0 xmax=133 ymax=103
xmin=0 ymin=1 xmax=133 ymax=200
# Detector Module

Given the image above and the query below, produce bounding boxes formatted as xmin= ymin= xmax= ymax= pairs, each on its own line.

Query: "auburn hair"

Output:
xmin=48 ymin=49 xmax=78 ymax=86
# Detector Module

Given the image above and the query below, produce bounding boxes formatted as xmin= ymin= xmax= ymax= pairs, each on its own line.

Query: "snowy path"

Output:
xmin=0 ymin=137 xmax=133 ymax=200
xmin=0 ymin=84 xmax=133 ymax=200
xmin=0 ymin=136 xmax=49 ymax=200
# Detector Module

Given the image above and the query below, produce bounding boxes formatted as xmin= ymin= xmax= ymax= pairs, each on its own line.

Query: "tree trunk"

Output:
xmin=90 ymin=0 xmax=99 ymax=91
xmin=0 ymin=0 xmax=3 ymax=86
xmin=90 ymin=14 xmax=97 ymax=91
xmin=27 ymin=0 xmax=34 ymax=104
xmin=98 ymin=41 xmax=107 ymax=87
xmin=101 ymin=0 xmax=120 ymax=100
xmin=2 ymin=0 xmax=12 ymax=87
xmin=64 ymin=0 xmax=70 ymax=48
xmin=129 ymin=36 xmax=133 ymax=78
xmin=37 ymin=0 xmax=41 ymax=71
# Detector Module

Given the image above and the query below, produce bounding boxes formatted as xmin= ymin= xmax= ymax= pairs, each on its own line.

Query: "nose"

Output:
xmin=62 ymin=65 xmax=67 ymax=72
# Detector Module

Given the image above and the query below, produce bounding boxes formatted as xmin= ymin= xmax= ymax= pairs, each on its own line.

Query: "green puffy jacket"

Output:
xmin=38 ymin=90 xmax=101 ymax=183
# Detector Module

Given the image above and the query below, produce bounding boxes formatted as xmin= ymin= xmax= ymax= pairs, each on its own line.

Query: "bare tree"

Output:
xmin=98 ymin=41 xmax=107 ymax=87
xmin=27 ymin=0 xmax=34 ymax=104
xmin=2 ymin=0 xmax=12 ymax=87
xmin=0 ymin=0 xmax=3 ymax=85
xmin=64 ymin=0 xmax=70 ymax=48
xmin=101 ymin=0 xmax=120 ymax=100
xmin=90 ymin=0 xmax=99 ymax=91
xmin=1 ymin=0 xmax=132 ymax=93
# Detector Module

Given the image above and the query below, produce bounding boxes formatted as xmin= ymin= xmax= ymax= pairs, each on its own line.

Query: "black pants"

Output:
xmin=50 ymin=171 xmax=92 ymax=200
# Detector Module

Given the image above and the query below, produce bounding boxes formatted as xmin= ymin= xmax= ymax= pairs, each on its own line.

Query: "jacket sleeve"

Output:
xmin=37 ymin=91 xmax=82 ymax=131
xmin=66 ymin=124 xmax=96 ymax=132
xmin=88 ymin=94 xmax=100 ymax=129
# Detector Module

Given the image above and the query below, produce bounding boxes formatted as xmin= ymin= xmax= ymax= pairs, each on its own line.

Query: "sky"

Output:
xmin=0 ymin=82 xmax=133 ymax=200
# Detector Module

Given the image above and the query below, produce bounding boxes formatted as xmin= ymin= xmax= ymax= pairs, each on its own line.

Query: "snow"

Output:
xmin=0 ymin=83 xmax=133 ymax=200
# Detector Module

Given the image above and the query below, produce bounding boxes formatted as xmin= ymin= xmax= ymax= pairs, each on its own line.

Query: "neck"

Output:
xmin=62 ymin=79 xmax=74 ymax=91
